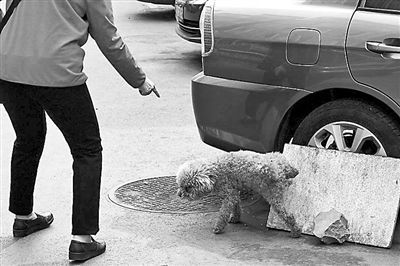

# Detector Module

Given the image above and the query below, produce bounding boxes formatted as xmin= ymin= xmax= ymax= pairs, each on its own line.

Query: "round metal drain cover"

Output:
xmin=108 ymin=176 xmax=261 ymax=214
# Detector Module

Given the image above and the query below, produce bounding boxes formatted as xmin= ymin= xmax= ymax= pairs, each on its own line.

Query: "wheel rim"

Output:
xmin=307 ymin=121 xmax=387 ymax=156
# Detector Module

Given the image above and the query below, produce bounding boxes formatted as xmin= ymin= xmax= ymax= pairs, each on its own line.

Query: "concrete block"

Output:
xmin=267 ymin=144 xmax=400 ymax=248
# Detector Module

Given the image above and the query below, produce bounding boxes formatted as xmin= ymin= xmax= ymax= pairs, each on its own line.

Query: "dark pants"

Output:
xmin=1 ymin=79 xmax=102 ymax=235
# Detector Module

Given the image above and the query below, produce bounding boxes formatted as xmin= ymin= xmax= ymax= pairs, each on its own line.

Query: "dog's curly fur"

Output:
xmin=176 ymin=150 xmax=301 ymax=237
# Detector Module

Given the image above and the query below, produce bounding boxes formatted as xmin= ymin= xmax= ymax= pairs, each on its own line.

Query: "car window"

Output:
xmin=361 ymin=0 xmax=400 ymax=11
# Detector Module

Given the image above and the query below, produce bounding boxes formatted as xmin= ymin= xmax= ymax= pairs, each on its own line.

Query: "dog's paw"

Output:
xmin=228 ymin=215 xmax=240 ymax=224
xmin=213 ymin=227 xmax=225 ymax=234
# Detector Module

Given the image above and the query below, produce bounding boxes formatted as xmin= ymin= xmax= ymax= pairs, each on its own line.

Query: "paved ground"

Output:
xmin=1 ymin=1 xmax=399 ymax=265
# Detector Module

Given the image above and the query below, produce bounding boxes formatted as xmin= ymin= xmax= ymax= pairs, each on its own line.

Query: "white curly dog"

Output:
xmin=176 ymin=150 xmax=301 ymax=237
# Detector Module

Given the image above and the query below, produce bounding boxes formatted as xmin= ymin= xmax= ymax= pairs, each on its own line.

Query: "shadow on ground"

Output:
xmin=177 ymin=50 xmax=202 ymax=71
xmin=135 ymin=8 xmax=175 ymax=22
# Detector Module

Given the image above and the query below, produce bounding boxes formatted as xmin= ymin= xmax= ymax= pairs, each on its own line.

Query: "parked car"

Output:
xmin=175 ymin=0 xmax=207 ymax=43
xmin=192 ymin=0 xmax=400 ymax=158
xmin=138 ymin=0 xmax=175 ymax=5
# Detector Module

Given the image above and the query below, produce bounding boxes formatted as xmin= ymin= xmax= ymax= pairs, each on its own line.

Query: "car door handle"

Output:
xmin=366 ymin=41 xmax=400 ymax=54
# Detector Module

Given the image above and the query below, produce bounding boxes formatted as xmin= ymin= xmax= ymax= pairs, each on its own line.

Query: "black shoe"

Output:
xmin=13 ymin=212 xmax=54 ymax=237
xmin=69 ymin=237 xmax=106 ymax=261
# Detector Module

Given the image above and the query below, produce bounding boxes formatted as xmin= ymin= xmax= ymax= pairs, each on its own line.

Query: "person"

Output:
xmin=0 ymin=0 xmax=159 ymax=261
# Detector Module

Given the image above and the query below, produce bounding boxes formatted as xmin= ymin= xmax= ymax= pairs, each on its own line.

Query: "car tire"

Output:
xmin=292 ymin=99 xmax=400 ymax=158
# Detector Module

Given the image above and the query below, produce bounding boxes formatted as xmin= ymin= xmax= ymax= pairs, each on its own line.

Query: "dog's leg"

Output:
xmin=213 ymin=189 xmax=240 ymax=234
xmin=268 ymin=197 xmax=301 ymax=238
xmin=228 ymin=202 xmax=241 ymax=224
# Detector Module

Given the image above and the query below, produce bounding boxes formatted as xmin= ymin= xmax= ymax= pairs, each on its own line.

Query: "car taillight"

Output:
xmin=200 ymin=0 xmax=215 ymax=56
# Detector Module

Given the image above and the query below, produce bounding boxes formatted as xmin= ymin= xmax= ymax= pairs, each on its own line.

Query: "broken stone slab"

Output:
xmin=267 ymin=144 xmax=400 ymax=248
xmin=313 ymin=209 xmax=350 ymax=244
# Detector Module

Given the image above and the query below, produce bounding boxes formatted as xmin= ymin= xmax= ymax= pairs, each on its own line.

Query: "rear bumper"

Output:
xmin=191 ymin=72 xmax=310 ymax=152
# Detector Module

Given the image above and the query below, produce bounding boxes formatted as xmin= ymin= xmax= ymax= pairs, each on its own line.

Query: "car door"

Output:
xmin=346 ymin=0 xmax=400 ymax=104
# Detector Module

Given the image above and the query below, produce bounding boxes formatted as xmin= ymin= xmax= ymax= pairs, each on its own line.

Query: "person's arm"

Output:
xmin=85 ymin=0 xmax=147 ymax=89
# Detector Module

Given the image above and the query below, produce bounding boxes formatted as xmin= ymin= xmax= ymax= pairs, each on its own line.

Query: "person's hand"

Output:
xmin=138 ymin=78 xmax=160 ymax=98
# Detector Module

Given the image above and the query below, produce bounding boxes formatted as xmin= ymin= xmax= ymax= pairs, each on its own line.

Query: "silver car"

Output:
xmin=192 ymin=0 xmax=400 ymax=158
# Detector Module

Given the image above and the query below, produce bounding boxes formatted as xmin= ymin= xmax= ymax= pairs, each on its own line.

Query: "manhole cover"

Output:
xmin=108 ymin=176 xmax=261 ymax=214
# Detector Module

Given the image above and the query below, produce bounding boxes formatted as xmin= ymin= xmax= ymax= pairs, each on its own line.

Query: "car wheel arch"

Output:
xmin=274 ymin=88 xmax=400 ymax=152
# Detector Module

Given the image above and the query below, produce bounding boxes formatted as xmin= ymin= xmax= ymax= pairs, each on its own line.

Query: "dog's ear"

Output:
xmin=207 ymin=173 xmax=216 ymax=183
xmin=208 ymin=174 xmax=216 ymax=188
xmin=197 ymin=172 xmax=215 ymax=192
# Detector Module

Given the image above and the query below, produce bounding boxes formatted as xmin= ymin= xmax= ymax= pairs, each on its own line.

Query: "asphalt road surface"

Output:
xmin=1 ymin=1 xmax=399 ymax=265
